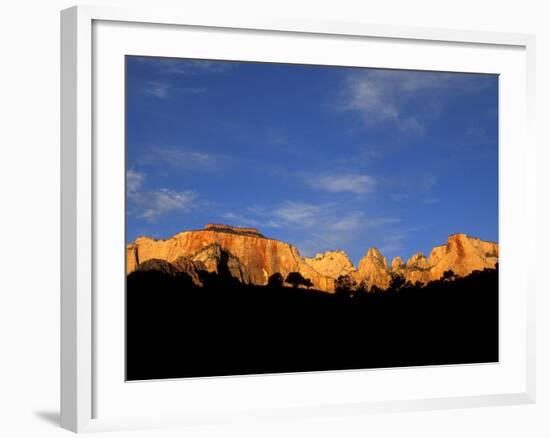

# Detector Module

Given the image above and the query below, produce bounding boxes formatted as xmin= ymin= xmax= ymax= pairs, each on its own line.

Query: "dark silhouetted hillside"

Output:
xmin=126 ymin=266 xmax=498 ymax=380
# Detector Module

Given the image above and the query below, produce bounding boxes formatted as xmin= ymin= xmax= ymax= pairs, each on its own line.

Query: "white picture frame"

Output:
xmin=60 ymin=4 xmax=537 ymax=433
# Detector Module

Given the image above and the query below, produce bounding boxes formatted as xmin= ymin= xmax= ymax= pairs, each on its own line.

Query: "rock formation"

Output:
xmin=399 ymin=234 xmax=498 ymax=287
xmin=406 ymin=252 xmax=430 ymax=269
xmin=304 ymin=250 xmax=355 ymax=279
xmin=391 ymin=256 xmax=405 ymax=274
xmin=355 ymin=248 xmax=392 ymax=290
xmin=135 ymin=258 xmax=181 ymax=276
xmin=134 ymin=257 xmax=207 ymax=287
xmin=127 ymin=225 xmax=335 ymax=291
xmin=171 ymin=256 xmax=206 ymax=287
xmin=190 ymin=243 xmax=253 ymax=284
xmin=127 ymin=226 xmax=498 ymax=293
xmin=426 ymin=233 xmax=498 ymax=279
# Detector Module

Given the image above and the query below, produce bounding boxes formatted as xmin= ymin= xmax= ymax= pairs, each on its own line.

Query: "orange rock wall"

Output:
xmin=127 ymin=228 xmax=498 ymax=292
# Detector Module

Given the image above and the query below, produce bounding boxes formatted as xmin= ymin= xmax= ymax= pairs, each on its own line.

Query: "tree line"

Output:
xmin=267 ymin=268 xmax=476 ymax=296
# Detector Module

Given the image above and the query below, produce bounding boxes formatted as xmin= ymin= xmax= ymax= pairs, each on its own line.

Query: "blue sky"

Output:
xmin=126 ymin=56 xmax=498 ymax=265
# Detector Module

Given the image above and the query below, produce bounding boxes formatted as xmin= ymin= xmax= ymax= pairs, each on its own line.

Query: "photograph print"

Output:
xmin=125 ymin=56 xmax=499 ymax=381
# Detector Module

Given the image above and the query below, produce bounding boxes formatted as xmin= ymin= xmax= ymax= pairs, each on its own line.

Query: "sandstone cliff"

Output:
xmin=127 ymin=226 xmax=498 ymax=292
xmin=304 ymin=250 xmax=355 ymax=279
xmin=355 ymin=248 xmax=392 ymax=290
xmin=397 ymin=234 xmax=498 ymax=287
xmin=190 ymin=242 xmax=253 ymax=284
xmin=425 ymin=233 xmax=498 ymax=279
xmin=127 ymin=224 xmax=335 ymax=291
xmin=391 ymin=256 xmax=405 ymax=274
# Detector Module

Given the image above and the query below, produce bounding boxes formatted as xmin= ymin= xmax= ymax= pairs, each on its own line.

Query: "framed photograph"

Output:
xmin=61 ymin=5 xmax=536 ymax=433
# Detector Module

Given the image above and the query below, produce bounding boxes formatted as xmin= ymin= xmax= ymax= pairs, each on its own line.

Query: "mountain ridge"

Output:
xmin=126 ymin=224 xmax=498 ymax=292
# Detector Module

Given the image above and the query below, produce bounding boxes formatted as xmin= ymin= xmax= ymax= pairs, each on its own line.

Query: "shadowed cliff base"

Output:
xmin=126 ymin=266 xmax=498 ymax=381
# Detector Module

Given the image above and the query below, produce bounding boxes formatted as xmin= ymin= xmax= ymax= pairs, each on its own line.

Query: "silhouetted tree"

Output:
xmin=442 ymin=270 xmax=456 ymax=281
xmin=267 ymin=272 xmax=284 ymax=288
xmin=285 ymin=272 xmax=311 ymax=289
xmin=389 ymin=272 xmax=406 ymax=290
xmin=335 ymin=274 xmax=357 ymax=297
xmin=370 ymin=284 xmax=383 ymax=294
xmin=356 ymin=280 xmax=369 ymax=295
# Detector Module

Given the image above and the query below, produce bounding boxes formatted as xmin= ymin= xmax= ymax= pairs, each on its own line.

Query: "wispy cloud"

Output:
xmin=226 ymin=201 xmax=399 ymax=232
xmin=135 ymin=57 xmax=233 ymax=98
xmin=422 ymin=197 xmax=440 ymax=205
xmin=137 ymin=146 xmax=222 ymax=171
xmin=143 ymin=81 xmax=171 ymax=98
xmin=223 ymin=200 xmax=401 ymax=261
xmin=339 ymin=69 xmax=487 ymax=132
xmin=135 ymin=57 xmax=234 ymax=75
xmin=390 ymin=193 xmax=409 ymax=203
xmin=265 ymin=127 xmax=290 ymax=146
xmin=306 ymin=173 xmax=377 ymax=194
xmin=138 ymin=189 xmax=197 ymax=221
xmin=126 ymin=169 xmax=197 ymax=221
xmin=340 ymin=70 xmax=423 ymax=131
xmin=223 ymin=202 xmax=330 ymax=230
xmin=143 ymin=80 xmax=207 ymax=99
xmin=378 ymin=233 xmax=408 ymax=255
xmin=127 ymin=169 xmax=144 ymax=195
xmin=326 ymin=211 xmax=367 ymax=232
xmin=273 ymin=201 xmax=331 ymax=226
xmin=389 ymin=173 xmax=438 ymax=204
xmin=222 ymin=212 xmax=281 ymax=229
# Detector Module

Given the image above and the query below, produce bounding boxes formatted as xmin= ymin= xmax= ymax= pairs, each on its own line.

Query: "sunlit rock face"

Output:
xmin=355 ymin=247 xmax=392 ymax=290
xmin=126 ymin=225 xmax=335 ymax=291
xmin=190 ymin=242 xmax=253 ymax=284
xmin=402 ymin=234 xmax=498 ymax=286
xmin=126 ymin=226 xmax=498 ymax=292
xmin=391 ymin=256 xmax=405 ymax=273
xmin=426 ymin=233 xmax=498 ymax=279
xmin=403 ymin=252 xmax=432 ymax=285
xmin=304 ymin=250 xmax=355 ymax=279
xmin=406 ymin=252 xmax=430 ymax=269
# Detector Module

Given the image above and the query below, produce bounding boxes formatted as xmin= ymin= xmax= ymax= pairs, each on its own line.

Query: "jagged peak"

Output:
xmin=358 ymin=247 xmax=389 ymax=270
xmin=304 ymin=249 xmax=355 ymax=278
xmin=366 ymin=247 xmax=384 ymax=259
xmin=406 ymin=252 xmax=430 ymax=269
xmin=391 ymin=256 xmax=405 ymax=270
xmin=446 ymin=233 xmax=497 ymax=245
xmin=310 ymin=249 xmax=351 ymax=261
xmin=126 ymin=229 xmax=498 ymax=291
xmin=448 ymin=232 xmax=469 ymax=239
xmin=408 ymin=251 xmax=427 ymax=260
